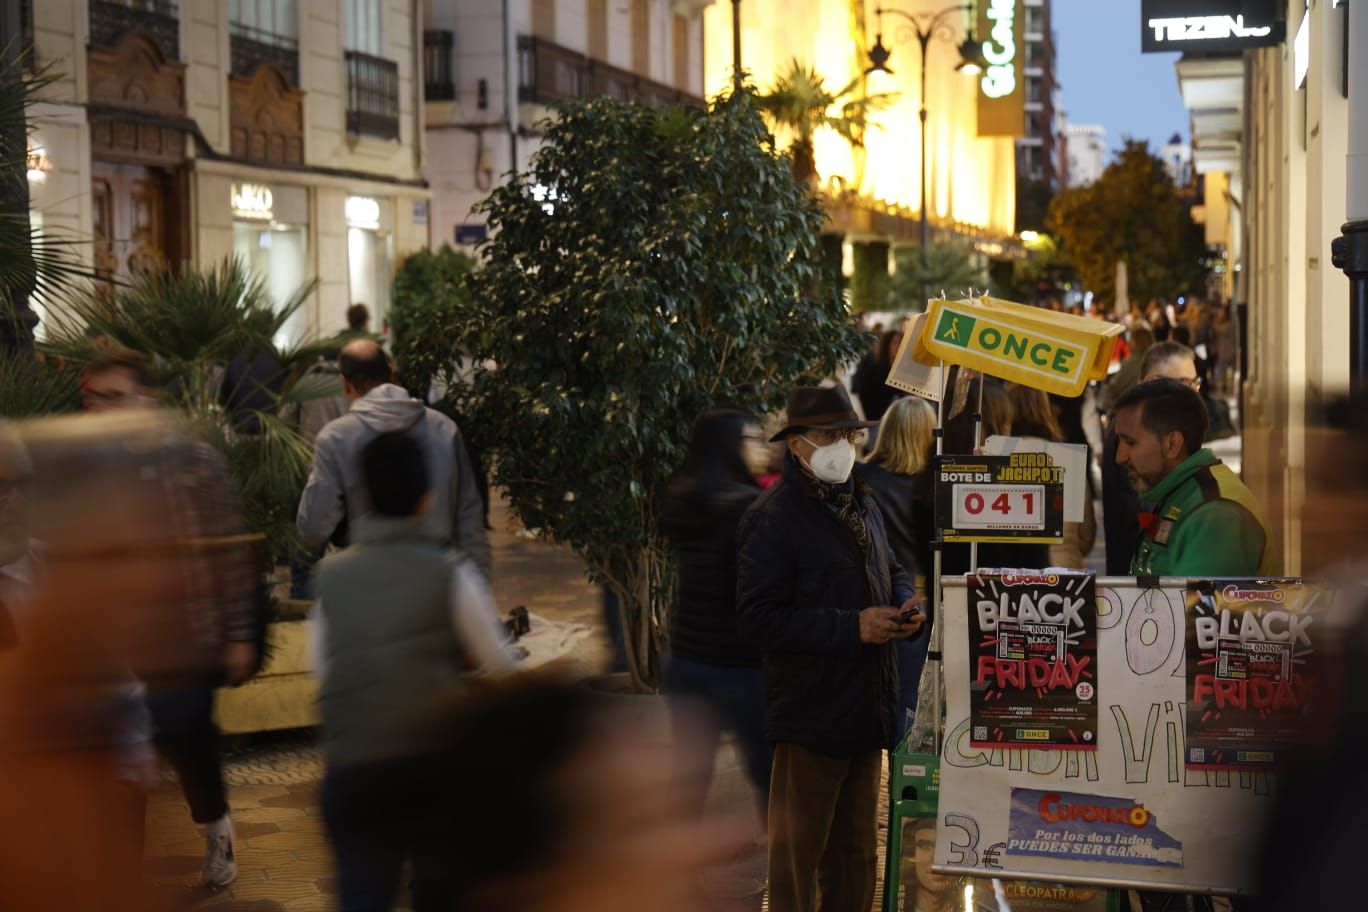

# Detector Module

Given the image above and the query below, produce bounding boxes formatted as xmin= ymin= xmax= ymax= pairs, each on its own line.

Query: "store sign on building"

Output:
xmin=346 ymin=195 xmax=382 ymax=230
xmin=977 ymin=0 xmax=1024 ymax=137
xmin=231 ymin=183 xmax=275 ymax=221
xmin=1140 ymin=0 xmax=1285 ymax=53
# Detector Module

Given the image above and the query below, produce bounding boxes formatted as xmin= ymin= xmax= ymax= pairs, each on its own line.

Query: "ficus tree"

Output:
xmin=456 ymin=89 xmax=864 ymax=691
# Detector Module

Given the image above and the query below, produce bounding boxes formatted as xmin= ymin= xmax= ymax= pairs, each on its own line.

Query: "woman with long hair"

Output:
xmin=660 ymin=409 xmax=771 ymax=823
xmin=856 ymin=395 xmax=936 ymax=740
xmin=1007 ymin=385 xmax=1097 ymax=569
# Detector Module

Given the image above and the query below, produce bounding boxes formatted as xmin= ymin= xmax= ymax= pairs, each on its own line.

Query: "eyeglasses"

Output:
xmin=804 ymin=428 xmax=867 ymax=446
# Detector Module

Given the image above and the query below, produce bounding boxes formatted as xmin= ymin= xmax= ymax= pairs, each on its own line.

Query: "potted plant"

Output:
xmin=452 ymin=89 xmax=864 ymax=692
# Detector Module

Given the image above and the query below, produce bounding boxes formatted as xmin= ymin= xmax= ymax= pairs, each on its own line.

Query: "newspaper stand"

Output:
xmin=879 ymin=296 xmax=1125 ymax=911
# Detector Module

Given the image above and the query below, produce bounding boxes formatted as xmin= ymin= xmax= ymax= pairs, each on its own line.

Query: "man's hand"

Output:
xmin=223 ymin=641 xmax=258 ymax=685
xmin=895 ymin=598 xmax=927 ymax=637
xmin=859 ymin=606 xmax=911 ymax=644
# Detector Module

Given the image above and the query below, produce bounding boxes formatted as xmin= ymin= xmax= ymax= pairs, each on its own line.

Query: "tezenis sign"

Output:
xmin=1140 ymin=0 xmax=1285 ymax=53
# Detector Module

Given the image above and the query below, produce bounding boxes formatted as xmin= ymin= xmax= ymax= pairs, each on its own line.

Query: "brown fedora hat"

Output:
xmin=768 ymin=386 xmax=878 ymax=442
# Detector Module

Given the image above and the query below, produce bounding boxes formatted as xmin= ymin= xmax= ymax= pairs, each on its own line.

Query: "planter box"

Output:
xmin=213 ymin=606 xmax=319 ymax=735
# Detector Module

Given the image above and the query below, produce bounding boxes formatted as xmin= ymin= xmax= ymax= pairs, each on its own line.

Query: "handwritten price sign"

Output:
xmin=951 ymin=484 xmax=1046 ymax=532
xmin=935 ymin=455 xmax=1065 ymax=543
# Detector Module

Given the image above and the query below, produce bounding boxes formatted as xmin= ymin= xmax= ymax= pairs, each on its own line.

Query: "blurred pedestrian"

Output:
xmin=660 ymin=409 xmax=770 ymax=823
xmin=1009 ymin=385 xmax=1096 ymax=569
xmin=856 ymin=395 xmax=936 ymax=740
xmin=81 ymin=348 xmax=260 ymax=888
xmin=347 ymin=303 xmax=371 ymax=335
xmin=1114 ymin=379 xmax=1275 ymax=576
xmin=0 ymin=412 xmax=256 ymax=910
xmin=313 ymin=430 xmax=513 ymax=912
xmin=297 ymin=340 xmax=491 ymax=579
xmin=851 ymin=329 xmax=905 ymax=423
xmin=1099 ymin=326 xmax=1155 ymax=413
xmin=736 ymin=385 xmax=924 ymax=912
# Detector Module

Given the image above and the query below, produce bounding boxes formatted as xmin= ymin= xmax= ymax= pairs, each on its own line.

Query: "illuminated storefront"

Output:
xmin=703 ymin=0 xmax=1018 ymax=239
xmin=345 ymin=195 xmax=393 ymax=332
xmin=231 ymin=182 xmax=310 ymax=348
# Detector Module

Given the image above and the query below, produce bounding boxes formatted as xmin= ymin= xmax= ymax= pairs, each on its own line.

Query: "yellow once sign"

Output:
xmin=915 ymin=297 xmax=1124 ymax=397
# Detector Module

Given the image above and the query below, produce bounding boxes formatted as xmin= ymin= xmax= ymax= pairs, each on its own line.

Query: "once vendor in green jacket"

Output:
xmin=1113 ymin=379 xmax=1278 ymax=578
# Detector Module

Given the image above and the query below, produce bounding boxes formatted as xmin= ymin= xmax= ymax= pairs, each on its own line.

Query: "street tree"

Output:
xmin=756 ymin=60 xmax=891 ymax=186
xmin=1046 ymin=139 xmax=1206 ymax=305
xmin=459 ymin=91 xmax=863 ymax=691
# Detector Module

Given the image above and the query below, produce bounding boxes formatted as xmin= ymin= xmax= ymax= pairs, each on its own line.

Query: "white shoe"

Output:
xmin=201 ymin=814 xmax=237 ymax=888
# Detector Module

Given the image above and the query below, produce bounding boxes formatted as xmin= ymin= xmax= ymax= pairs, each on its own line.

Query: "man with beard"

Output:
xmin=1113 ymin=379 xmax=1275 ymax=577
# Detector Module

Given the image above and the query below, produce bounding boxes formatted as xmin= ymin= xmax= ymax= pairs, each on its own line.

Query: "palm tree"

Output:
xmin=0 ymin=60 xmax=98 ymax=353
xmin=756 ymin=59 xmax=893 ymax=187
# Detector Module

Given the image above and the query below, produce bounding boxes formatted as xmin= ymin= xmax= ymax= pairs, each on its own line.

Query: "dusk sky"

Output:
xmin=1053 ymin=0 xmax=1191 ymax=158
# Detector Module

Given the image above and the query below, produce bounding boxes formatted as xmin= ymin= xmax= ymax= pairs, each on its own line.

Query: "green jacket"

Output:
xmin=1129 ymin=448 xmax=1278 ymax=578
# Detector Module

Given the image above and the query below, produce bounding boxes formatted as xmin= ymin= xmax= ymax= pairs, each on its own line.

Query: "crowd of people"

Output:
xmin=0 ymin=286 xmax=1343 ymax=912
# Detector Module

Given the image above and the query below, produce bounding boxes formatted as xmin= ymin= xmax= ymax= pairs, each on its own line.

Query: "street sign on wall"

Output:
xmin=1140 ymin=0 xmax=1285 ymax=53
xmin=978 ymin=0 xmax=1025 ymax=137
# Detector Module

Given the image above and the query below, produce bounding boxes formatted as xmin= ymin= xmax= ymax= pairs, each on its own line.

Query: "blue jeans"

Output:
xmin=895 ymin=634 xmax=930 ymax=744
xmin=321 ymin=762 xmax=454 ymax=912
xmin=665 ymin=655 xmax=772 ymax=819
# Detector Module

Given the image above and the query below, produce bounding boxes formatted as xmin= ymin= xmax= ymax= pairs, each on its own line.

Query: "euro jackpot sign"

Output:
xmin=935 ymin=453 xmax=1066 ymax=544
xmin=915 ymin=297 xmax=1124 ymax=397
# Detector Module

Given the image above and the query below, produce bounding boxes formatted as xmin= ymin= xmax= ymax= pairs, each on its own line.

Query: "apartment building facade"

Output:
xmin=422 ymin=0 xmax=705 ymax=253
xmin=27 ymin=0 xmax=430 ymax=343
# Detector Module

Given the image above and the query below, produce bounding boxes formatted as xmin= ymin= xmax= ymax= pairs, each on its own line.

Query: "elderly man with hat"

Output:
xmin=736 ymin=385 xmax=925 ymax=912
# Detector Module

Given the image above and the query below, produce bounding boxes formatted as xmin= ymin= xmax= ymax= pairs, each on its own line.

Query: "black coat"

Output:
xmin=854 ymin=461 xmax=934 ymax=601
xmin=1101 ymin=426 xmax=1141 ymax=575
xmin=736 ymin=455 xmax=915 ymax=756
xmin=660 ymin=478 xmax=762 ymax=668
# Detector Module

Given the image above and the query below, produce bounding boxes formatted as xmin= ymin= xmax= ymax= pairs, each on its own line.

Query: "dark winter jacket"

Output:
xmin=661 ymin=479 xmax=762 ymax=668
xmin=854 ymin=461 xmax=933 ymax=598
xmin=736 ymin=454 xmax=914 ymax=756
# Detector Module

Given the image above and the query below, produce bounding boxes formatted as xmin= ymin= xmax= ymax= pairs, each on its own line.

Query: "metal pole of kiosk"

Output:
xmin=930 ymin=365 xmax=984 ymax=751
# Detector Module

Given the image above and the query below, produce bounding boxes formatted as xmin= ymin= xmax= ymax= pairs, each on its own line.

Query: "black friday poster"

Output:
xmin=969 ymin=572 xmax=1098 ymax=750
xmin=1185 ymin=581 xmax=1323 ymax=770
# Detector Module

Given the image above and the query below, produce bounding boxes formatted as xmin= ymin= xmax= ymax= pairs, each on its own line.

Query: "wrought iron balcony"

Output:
xmin=345 ymin=50 xmax=400 ymax=140
xmin=423 ymin=30 xmax=454 ymax=101
xmin=517 ymin=35 xmax=702 ymax=109
xmin=230 ymin=22 xmax=299 ymax=86
xmin=90 ymin=0 xmax=180 ymax=58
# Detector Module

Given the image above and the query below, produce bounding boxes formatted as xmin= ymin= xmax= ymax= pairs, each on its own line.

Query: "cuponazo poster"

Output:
xmin=969 ymin=572 xmax=1098 ymax=750
xmin=1184 ymin=580 xmax=1325 ymax=770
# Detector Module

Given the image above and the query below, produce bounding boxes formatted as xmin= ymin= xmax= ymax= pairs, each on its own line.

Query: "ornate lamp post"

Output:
xmin=866 ymin=4 xmax=984 ymax=275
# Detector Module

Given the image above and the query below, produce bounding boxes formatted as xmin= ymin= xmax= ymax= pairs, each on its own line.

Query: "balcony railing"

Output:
xmin=423 ymin=30 xmax=454 ymax=101
xmin=518 ymin=36 xmax=702 ymax=109
xmin=230 ymin=22 xmax=299 ymax=85
xmin=90 ymin=0 xmax=180 ymax=58
xmin=345 ymin=50 xmax=400 ymax=140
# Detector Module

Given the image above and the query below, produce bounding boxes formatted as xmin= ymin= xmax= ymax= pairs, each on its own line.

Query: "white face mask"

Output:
xmin=800 ymin=435 xmax=857 ymax=484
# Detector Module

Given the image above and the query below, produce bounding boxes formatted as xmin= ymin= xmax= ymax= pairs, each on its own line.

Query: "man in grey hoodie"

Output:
xmin=297 ymin=340 xmax=492 ymax=580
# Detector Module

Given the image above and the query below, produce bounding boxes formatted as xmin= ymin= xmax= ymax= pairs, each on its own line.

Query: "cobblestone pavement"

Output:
xmin=143 ymin=498 xmax=787 ymax=911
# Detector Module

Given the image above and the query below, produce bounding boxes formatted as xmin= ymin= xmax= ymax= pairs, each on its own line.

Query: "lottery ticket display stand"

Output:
xmin=880 ymin=298 xmax=1326 ymax=909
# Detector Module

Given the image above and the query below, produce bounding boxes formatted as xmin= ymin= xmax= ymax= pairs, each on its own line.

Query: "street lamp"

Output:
xmin=866 ymin=3 xmax=983 ymax=277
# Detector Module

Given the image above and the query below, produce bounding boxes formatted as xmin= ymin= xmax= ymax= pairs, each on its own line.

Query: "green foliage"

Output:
xmin=886 ymin=241 xmax=989 ymax=311
xmin=41 ymin=258 xmax=317 ymax=568
xmin=0 ymin=62 xmax=103 ymax=347
xmin=1046 ymin=139 xmax=1207 ymax=305
xmin=461 ymin=90 xmax=863 ymax=690
xmin=390 ymin=245 xmax=478 ymax=398
xmin=0 ymin=352 xmax=80 ymax=417
xmin=756 ymin=60 xmax=892 ymax=184
xmin=848 ymin=241 xmax=889 ymax=314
